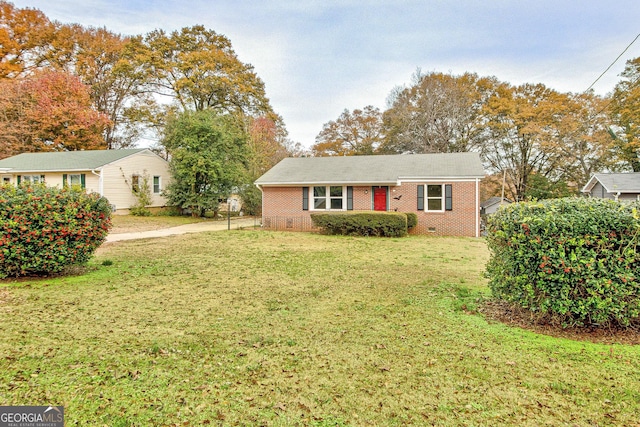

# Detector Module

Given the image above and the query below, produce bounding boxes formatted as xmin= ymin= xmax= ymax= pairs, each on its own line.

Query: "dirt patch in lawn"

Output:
xmin=109 ymin=215 xmax=207 ymax=233
xmin=480 ymin=300 xmax=640 ymax=345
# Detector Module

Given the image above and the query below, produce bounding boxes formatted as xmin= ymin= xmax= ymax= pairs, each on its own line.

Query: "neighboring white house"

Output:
xmin=582 ymin=173 xmax=640 ymax=201
xmin=480 ymin=197 xmax=512 ymax=216
xmin=0 ymin=149 xmax=171 ymax=212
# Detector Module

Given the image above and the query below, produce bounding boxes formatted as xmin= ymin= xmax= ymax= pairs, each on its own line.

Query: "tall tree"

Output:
xmin=610 ymin=56 xmax=640 ymax=171
xmin=0 ymin=1 xmax=55 ymax=79
xmin=162 ymin=110 xmax=248 ymax=217
xmin=551 ymin=91 xmax=616 ymax=188
xmin=246 ymin=115 xmax=290 ymax=177
xmin=312 ymin=106 xmax=383 ymax=156
xmin=44 ymin=24 xmax=152 ymax=149
xmin=381 ymin=70 xmax=497 ymax=154
xmin=480 ymin=82 xmax=570 ymax=201
xmin=0 ymin=70 xmax=110 ymax=156
xmin=0 ymin=78 xmax=30 ymax=158
xmin=134 ymin=25 xmax=272 ymax=116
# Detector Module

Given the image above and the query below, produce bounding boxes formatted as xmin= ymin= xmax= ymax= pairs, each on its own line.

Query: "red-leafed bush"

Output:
xmin=0 ymin=184 xmax=112 ymax=277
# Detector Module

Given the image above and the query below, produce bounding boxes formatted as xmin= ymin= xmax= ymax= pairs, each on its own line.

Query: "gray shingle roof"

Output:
xmin=583 ymin=173 xmax=640 ymax=193
xmin=255 ymin=152 xmax=485 ymax=186
xmin=481 ymin=197 xmax=511 ymax=208
xmin=0 ymin=149 xmax=149 ymax=172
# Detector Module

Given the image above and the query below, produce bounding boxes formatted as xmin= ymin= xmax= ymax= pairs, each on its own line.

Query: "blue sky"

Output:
xmin=10 ymin=0 xmax=640 ymax=147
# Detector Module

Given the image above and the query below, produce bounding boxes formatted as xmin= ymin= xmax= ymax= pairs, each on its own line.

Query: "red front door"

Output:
xmin=374 ymin=187 xmax=387 ymax=211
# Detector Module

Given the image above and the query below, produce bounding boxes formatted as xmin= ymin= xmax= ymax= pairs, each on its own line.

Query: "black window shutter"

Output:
xmin=347 ymin=186 xmax=353 ymax=210
xmin=445 ymin=184 xmax=452 ymax=211
xmin=63 ymin=174 xmax=67 ymax=186
xmin=302 ymin=187 xmax=309 ymax=210
xmin=417 ymin=185 xmax=424 ymax=210
xmin=17 ymin=175 xmax=21 ymax=185
xmin=81 ymin=174 xmax=86 ymax=189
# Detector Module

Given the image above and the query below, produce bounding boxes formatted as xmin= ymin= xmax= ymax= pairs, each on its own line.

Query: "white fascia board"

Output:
xmin=257 ymin=181 xmax=398 ymax=187
xmin=398 ymin=176 xmax=484 ymax=182
xmin=581 ymin=175 xmax=600 ymax=193
xmin=4 ymin=168 xmax=93 ymax=173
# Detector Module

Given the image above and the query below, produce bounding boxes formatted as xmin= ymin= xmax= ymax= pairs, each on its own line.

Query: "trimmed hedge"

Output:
xmin=485 ymin=197 xmax=640 ymax=328
xmin=311 ymin=211 xmax=409 ymax=237
xmin=0 ymin=184 xmax=112 ymax=277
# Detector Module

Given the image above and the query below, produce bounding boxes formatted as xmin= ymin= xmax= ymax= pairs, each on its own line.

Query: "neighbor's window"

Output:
xmin=426 ymin=184 xmax=443 ymax=211
xmin=312 ymin=185 xmax=345 ymax=210
xmin=20 ymin=175 xmax=44 ymax=184
xmin=153 ymin=176 xmax=161 ymax=194
xmin=69 ymin=174 xmax=82 ymax=186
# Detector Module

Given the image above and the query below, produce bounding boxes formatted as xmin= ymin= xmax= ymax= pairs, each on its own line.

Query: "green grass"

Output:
xmin=1 ymin=231 xmax=639 ymax=426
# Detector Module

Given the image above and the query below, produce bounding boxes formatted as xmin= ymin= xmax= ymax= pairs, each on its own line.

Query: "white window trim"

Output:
xmin=310 ymin=185 xmax=347 ymax=211
xmin=425 ymin=184 xmax=445 ymax=212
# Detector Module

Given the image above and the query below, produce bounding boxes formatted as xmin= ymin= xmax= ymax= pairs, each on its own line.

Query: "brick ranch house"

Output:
xmin=254 ymin=152 xmax=485 ymax=237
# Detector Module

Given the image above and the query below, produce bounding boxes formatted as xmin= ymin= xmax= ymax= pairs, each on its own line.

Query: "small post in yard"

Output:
xmin=227 ymin=198 xmax=231 ymax=230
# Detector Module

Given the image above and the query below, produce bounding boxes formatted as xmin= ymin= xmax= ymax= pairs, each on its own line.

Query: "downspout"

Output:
xmin=255 ymin=183 xmax=264 ymax=225
xmin=476 ymin=178 xmax=480 ymax=238
xmin=91 ymin=168 xmax=103 ymax=197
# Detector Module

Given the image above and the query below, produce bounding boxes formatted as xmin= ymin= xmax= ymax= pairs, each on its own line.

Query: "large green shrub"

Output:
xmin=0 ymin=184 xmax=112 ymax=277
xmin=486 ymin=197 xmax=640 ymax=328
xmin=311 ymin=211 xmax=408 ymax=237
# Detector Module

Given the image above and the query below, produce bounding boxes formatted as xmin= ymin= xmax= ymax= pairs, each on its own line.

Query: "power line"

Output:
xmin=585 ymin=33 xmax=640 ymax=93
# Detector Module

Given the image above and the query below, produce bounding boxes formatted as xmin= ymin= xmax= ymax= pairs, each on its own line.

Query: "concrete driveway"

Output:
xmin=105 ymin=217 xmax=261 ymax=243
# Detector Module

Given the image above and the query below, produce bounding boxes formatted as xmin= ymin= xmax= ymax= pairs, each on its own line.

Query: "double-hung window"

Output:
xmin=153 ymin=176 xmax=161 ymax=194
xmin=426 ymin=184 xmax=444 ymax=211
xmin=63 ymin=173 xmax=85 ymax=189
xmin=312 ymin=185 xmax=345 ymax=210
xmin=69 ymin=174 xmax=82 ymax=187
xmin=418 ymin=184 xmax=452 ymax=212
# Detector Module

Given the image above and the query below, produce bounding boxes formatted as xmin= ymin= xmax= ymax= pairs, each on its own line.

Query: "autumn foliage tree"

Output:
xmin=0 ymin=70 xmax=109 ymax=157
xmin=381 ymin=71 xmax=496 ymax=154
xmin=610 ymin=57 xmax=640 ymax=172
xmin=0 ymin=1 xmax=55 ymax=78
xmin=312 ymin=106 xmax=384 ymax=156
xmin=133 ymin=25 xmax=272 ymax=116
xmin=46 ymin=24 xmax=150 ymax=149
xmin=1 ymin=3 xmax=284 ymax=163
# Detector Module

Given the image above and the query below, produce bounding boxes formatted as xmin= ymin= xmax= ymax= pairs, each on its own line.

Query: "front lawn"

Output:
xmin=0 ymin=231 xmax=638 ymax=426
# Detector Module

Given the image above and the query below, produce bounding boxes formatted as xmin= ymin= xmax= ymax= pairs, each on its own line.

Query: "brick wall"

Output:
xmin=261 ymin=181 xmax=479 ymax=237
